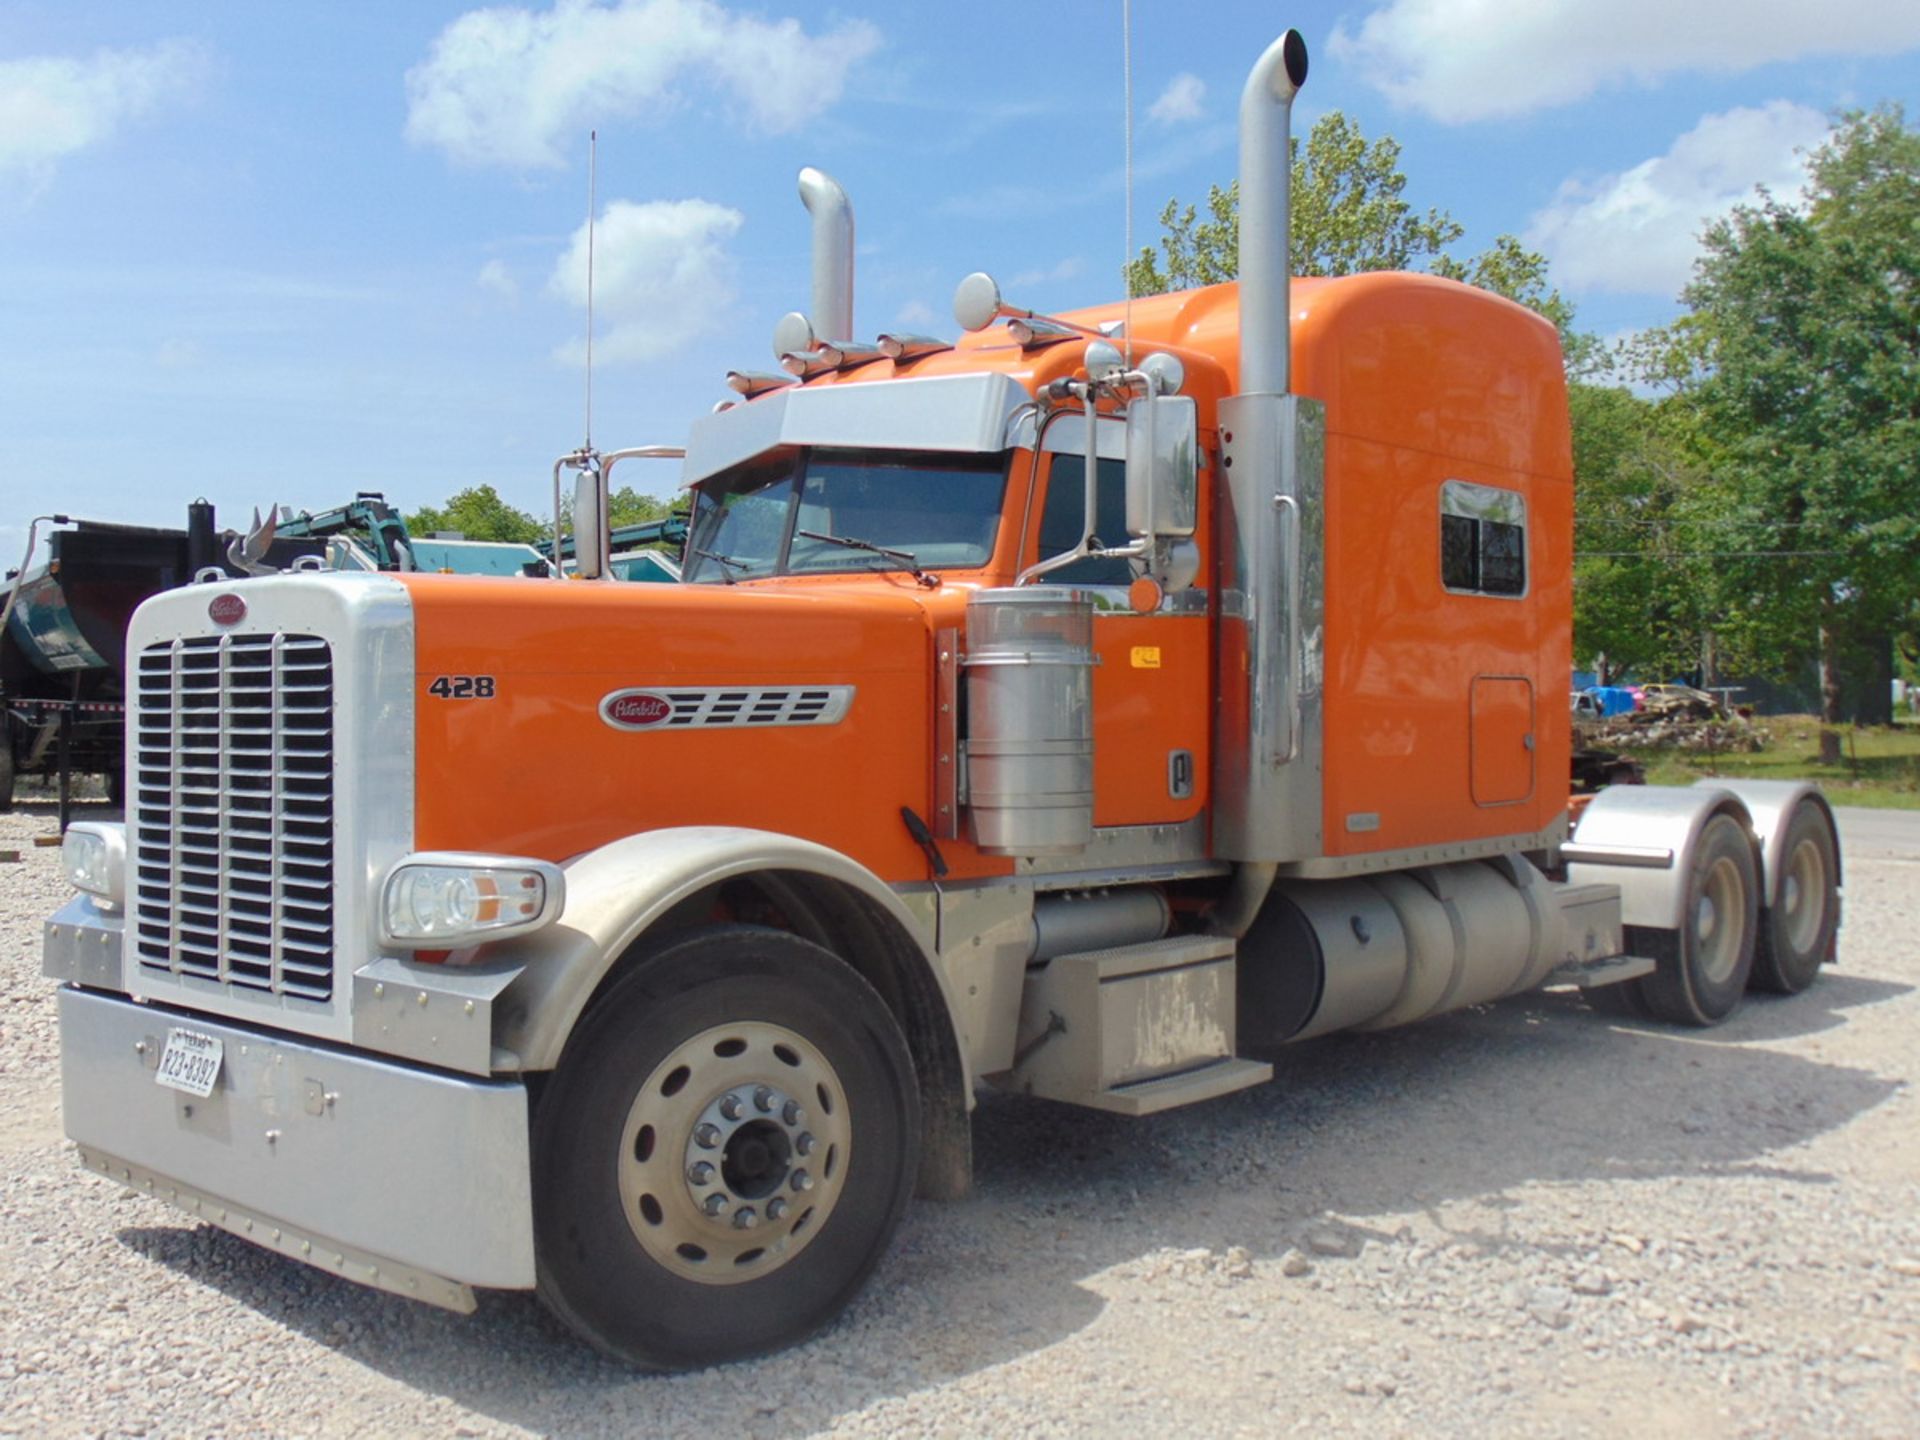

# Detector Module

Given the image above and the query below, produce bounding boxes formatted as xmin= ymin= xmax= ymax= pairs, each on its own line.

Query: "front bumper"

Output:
xmin=57 ymin=985 xmax=534 ymax=1310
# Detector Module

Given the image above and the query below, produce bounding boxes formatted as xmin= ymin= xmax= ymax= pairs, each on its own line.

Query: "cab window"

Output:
xmin=1036 ymin=453 xmax=1132 ymax=586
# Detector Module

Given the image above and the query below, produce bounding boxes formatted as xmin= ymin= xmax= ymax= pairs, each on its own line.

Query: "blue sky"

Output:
xmin=4 ymin=0 xmax=1918 ymax=562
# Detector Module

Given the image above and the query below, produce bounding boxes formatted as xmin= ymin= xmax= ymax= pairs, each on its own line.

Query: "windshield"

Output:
xmin=684 ymin=447 xmax=1008 ymax=583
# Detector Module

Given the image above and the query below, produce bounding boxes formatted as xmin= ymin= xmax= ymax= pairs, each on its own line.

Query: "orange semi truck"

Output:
xmin=45 ymin=31 xmax=1840 ymax=1369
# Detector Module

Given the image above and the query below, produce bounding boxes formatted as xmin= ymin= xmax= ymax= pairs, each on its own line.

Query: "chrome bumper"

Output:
xmin=57 ymin=986 xmax=534 ymax=1310
xmin=46 ymin=892 xmax=524 ymax=1079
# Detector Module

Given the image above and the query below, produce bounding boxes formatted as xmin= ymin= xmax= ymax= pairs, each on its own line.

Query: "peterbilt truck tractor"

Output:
xmin=45 ymin=29 xmax=1840 ymax=1369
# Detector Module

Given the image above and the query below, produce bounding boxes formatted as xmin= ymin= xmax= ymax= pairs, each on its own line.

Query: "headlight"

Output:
xmin=381 ymin=853 xmax=564 ymax=947
xmin=62 ymin=823 xmax=126 ymax=909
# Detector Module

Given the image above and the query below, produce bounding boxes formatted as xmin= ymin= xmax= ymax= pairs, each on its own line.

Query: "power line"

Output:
xmin=1576 ymin=549 xmax=1844 ymax=558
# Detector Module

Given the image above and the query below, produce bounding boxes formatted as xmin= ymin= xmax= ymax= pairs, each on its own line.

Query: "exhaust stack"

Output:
xmin=1215 ymin=28 xmax=1324 ymax=867
xmin=1237 ymin=30 xmax=1308 ymax=396
xmin=797 ymin=167 xmax=854 ymax=342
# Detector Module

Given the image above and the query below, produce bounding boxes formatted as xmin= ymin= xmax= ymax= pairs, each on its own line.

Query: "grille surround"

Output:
xmin=132 ymin=632 xmax=337 ymax=1001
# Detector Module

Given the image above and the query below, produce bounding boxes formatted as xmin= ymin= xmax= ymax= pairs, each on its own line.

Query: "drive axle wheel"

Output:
xmin=1626 ymin=810 xmax=1760 ymax=1027
xmin=1749 ymin=801 xmax=1838 ymax=995
xmin=533 ymin=926 xmax=919 ymax=1371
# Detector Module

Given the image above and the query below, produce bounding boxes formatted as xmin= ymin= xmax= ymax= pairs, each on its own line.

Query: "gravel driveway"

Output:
xmin=4 ymin=793 xmax=1916 ymax=1437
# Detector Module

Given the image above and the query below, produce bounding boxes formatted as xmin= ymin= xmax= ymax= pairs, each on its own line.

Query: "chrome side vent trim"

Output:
xmin=662 ymin=686 xmax=853 ymax=728
xmin=600 ymin=685 xmax=855 ymax=731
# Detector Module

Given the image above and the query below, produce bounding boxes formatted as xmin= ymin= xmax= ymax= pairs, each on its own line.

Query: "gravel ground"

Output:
xmin=4 ymin=786 xmax=1917 ymax=1438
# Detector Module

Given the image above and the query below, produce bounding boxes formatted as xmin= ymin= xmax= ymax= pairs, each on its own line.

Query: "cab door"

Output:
xmin=1031 ymin=449 xmax=1209 ymax=828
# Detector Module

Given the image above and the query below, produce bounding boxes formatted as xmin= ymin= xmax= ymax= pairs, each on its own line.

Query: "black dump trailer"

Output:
xmin=2 ymin=502 xmax=320 ymax=819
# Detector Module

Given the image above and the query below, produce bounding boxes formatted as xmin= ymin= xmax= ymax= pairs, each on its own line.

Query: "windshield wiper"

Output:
xmin=689 ymin=546 xmax=751 ymax=584
xmin=795 ymin=529 xmax=939 ymax=588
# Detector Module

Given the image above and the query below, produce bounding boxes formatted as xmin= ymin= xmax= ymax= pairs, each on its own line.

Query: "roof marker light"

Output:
xmin=727 ymin=370 xmax=797 ymax=398
xmin=876 ymin=333 xmax=954 ymax=361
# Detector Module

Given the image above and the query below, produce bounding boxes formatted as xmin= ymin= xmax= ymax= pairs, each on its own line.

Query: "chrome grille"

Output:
xmin=132 ymin=633 xmax=336 ymax=1001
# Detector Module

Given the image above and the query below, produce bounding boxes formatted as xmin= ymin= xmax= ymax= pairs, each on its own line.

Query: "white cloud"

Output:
xmin=892 ymin=299 xmax=937 ymax=329
xmin=548 ymin=197 xmax=743 ymax=363
xmin=155 ymin=339 xmax=202 ymax=369
xmin=0 ymin=40 xmax=207 ymax=189
xmin=1147 ymin=72 xmax=1205 ymax=126
xmin=406 ymin=0 xmax=881 ymax=169
xmin=1008 ymin=256 xmax=1084 ymax=290
xmin=477 ymin=258 xmax=519 ymax=301
xmin=1331 ymin=0 xmax=1920 ymax=122
xmin=1526 ymin=102 xmax=1830 ymax=296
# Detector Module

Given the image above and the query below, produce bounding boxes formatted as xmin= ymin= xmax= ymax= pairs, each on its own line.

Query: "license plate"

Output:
xmin=155 ymin=1028 xmax=224 ymax=1098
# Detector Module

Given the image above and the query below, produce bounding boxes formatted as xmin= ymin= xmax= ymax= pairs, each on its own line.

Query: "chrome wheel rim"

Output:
xmin=1782 ymin=836 xmax=1828 ymax=954
xmin=618 ymin=1021 xmax=852 ymax=1285
xmin=1696 ymin=855 xmax=1746 ymax=987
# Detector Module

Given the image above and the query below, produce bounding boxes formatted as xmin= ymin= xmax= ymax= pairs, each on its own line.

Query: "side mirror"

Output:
xmin=1125 ymin=395 xmax=1198 ymax=539
xmin=572 ymin=470 xmax=607 ymax=580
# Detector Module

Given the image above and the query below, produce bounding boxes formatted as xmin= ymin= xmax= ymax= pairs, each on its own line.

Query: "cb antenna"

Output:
xmin=584 ymin=129 xmax=597 ymax=452
xmin=1123 ymin=0 xmax=1135 ymax=367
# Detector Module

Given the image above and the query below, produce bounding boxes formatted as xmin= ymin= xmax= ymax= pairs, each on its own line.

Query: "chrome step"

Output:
xmin=1545 ymin=953 xmax=1657 ymax=990
xmin=1080 ymin=1056 xmax=1273 ymax=1116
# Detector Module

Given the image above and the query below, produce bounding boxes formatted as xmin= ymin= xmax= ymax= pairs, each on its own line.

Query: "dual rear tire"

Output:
xmin=1590 ymin=802 xmax=1837 ymax=1026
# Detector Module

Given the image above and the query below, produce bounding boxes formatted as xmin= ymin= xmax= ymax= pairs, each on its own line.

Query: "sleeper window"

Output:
xmin=1439 ymin=479 xmax=1526 ymax=599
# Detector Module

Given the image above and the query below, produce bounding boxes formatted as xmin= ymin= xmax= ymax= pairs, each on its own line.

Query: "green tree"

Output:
xmin=1127 ymin=113 xmax=1461 ymax=292
xmin=1125 ymin=110 xmax=1588 ymax=365
xmin=1566 ymin=383 xmax=1777 ymax=683
xmin=407 ymin=485 xmax=548 ymax=545
xmin=608 ymin=486 xmax=674 ymax=530
xmin=1640 ymin=106 xmax=1920 ymax=722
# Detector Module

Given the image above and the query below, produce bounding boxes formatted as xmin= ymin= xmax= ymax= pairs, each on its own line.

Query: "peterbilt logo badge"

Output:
xmin=208 ymin=593 xmax=247 ymax=626
xmin=600 ymin=690 xmax=675 ymax=729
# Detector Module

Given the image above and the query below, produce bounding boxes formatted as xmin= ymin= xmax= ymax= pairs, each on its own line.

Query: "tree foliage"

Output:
xmin=407 ymin=485 xmax=547 ymax=545
xmin=408 ymin=483 xmax=673 ymax=546
xmin=1626 ymin=105 xmax=1920 ymax=719
xmin=1125 ymin=110 xmax=1585 ymax=365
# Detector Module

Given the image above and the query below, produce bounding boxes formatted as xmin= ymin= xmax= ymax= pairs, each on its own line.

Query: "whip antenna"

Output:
xmin=1123 ymin=0 xmax=1134 ymax=366
xmin=585 ymin=129 xmax=597 ymax=451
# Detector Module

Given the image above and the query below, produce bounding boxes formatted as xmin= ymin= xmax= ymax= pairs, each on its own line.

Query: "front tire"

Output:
xmin=533 ymin=926 xmax=920 ymax=1370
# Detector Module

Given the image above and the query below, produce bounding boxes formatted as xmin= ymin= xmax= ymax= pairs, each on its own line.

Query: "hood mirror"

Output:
xmin=953 ymin=272 xmax=1005 ymax=332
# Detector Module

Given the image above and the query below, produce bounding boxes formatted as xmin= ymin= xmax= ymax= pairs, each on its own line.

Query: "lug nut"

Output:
xmin=766 ymin=1198 xmax=788 ymax=1222
xmin=795 ymin=1132 xmax=815 ymax=1157
xmin=782 ymin=1100 xmax=803 ymax=1127
xmin=753 ymin=1086 xmax=775 ymax=1113
xmin=702 ymin=1193 xmax=729 ymax=1216
xmin=719 ymin=1092 xmax=744 ymax=1121
xmin=687 ymin=1161 xmax=715 ymax=1186
xmin=694 ymin=1124 xmax=721 ymax=1150
xmin=733 ymin=1207 xmax=760 ymax=1230
xmin=791 ymin=1169 xmax=813 ymax=1193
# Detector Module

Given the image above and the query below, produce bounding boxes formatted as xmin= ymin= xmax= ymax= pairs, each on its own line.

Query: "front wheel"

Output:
xmin=533 ymin=926 xmax=920 ymax=1370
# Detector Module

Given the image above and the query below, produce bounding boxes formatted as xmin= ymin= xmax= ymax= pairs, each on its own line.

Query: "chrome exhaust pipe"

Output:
xmin=1237 ymin=29 xmax=1308 ymax=396
xmin=797 ymin=166 xmax=854 ymax=342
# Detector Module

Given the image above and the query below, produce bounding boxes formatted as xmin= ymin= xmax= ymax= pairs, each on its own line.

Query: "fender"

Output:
xmin=1690 ymin=777 xmax=1842 ymax=907
xmin=481 ymin=826 xmax=970 ymax=1095
xmin=1564 ymin=785 xmax=1757 ymax=931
